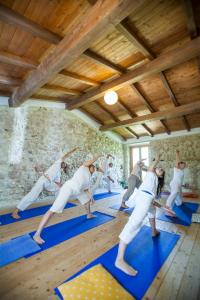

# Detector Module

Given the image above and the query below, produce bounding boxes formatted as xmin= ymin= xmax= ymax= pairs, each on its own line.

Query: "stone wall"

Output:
xmin=0 ymin=106 xmax=125 ymax=209
xmin=149 ymin=134 xmax=200 ymax=190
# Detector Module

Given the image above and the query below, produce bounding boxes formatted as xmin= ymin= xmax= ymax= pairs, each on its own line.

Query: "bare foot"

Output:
xmin=120 ymin=203 xmax=129 ymax=209
xmin=33 ymin=234 xmax=45 ymax=245
xmin=164 ymin=206 xmax=176 ymax=217
xmin=87 ymin=213 xmax=96 ymax=219
xmin=115 ymin=259 xmax=138 ymax=276
xmin=11 ymin=211 xmax=21 ymax=219
xmin=152 ymin=230 xmax=160 ymax=238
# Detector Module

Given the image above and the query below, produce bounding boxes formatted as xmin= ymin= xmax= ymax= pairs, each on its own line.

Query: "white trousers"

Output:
xmin=119 ymin=190 xmax=155 ymax=244
xmin=17 ymin=177 xmax=60 ymax=211
xmin=50 ymin=181 xmax=91 ymax=213
xmin=166 ymin=182 xmax=183 ymax=208
xmin=104 ymin=177 xmax=111 ymax=192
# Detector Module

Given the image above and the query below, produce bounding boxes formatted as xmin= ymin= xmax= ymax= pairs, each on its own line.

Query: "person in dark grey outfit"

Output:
xmin=120 ymin=160 xmax=147 ymax=208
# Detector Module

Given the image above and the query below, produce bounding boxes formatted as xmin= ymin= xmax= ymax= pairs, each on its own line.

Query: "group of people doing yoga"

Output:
xmin=11 ymin=147 xmax=186 ymax=276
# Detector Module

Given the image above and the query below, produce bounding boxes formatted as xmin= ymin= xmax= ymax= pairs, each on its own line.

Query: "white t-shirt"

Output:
xmin=44 ymin=159 xmax=62 ymax=183
xmin=69 ymin=165 xmax=91 ymax=194
xmin=171 ymin=167 xmax=184 ymax=187
xmin=139 ymin=171 xmax=158 ymax=196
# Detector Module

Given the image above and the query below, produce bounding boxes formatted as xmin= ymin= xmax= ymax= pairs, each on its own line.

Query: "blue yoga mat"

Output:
xmin=110 ymin=204 xmax=134 ymax=214
xmin=0 ymin=234 xmax=41 ymax=267
xmin=25 ymin=211 xmax=114 ymax=258
xmin=157 ymin=202 xmax=199 ymax=226
xmin=93 ymin=192 xmax=119 ymax=200
xmin=55 ymin=225 xmax=179 ymax=300
xmin=0 ymin=202 xmax=76 ymax=226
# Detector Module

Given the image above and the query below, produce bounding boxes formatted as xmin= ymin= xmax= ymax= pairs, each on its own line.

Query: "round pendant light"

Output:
xmin=104 ymin=90 xmax=118 ymax=105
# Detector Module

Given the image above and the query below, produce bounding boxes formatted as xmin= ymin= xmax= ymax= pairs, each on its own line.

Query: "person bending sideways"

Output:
xmin=11 ymin=148 xmax=78 ymax=219
xmin=120 ymin=160 xmax=147 ymax=209
xmin=115 ymin=154 xmax=169 ymax=276
xmin=103 ymin=154 xmax=115 ymax=193
xmin=165 ymin=150 xmax=186 ymax=215
xmin=33 ymin=154 xmax=103 ymax=244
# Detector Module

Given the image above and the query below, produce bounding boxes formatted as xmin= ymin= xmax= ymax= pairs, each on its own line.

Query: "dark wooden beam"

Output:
xmin=96 ymin=101 xmax=119 ymax=122
xmin=84 ymin=49 xmax=126 ymax=73
xmin=0 ymin=4 xmax=62 ymax=44
xmin=100 ymin=102 xmax=200 ymax=131
xmin=116 ymin=21 xmax=154 ymax=59
xmin=117 ymin=22 xmax=185 ymax=133
xmin=0 ymin=51 xmax=101 ymax=87
xmin=141 ymin=123 xmax=154 ymax=137
xmin=67 ymin=37 xmax=200 ymax=109
xmin=182 ymin=0 xmax=198 ymax=38
xmin=125 ymin=127 xmax=139 ymax=138
xmin=10 ymin=0 xmax=143 ymax=107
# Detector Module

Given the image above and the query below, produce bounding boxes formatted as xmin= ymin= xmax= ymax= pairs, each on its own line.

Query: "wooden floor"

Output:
xmin=0 ymin=195 xmax=200 ymax=300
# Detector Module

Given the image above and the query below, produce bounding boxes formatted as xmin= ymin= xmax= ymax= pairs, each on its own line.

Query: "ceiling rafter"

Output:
xmin=117 ymin=20 xmax=190 ymax=132
xmin=95 ymin=101 xmax=138 ymax=138
xmin=67 ymin=37 xmax=200 ymax=109
xmin=100 ymin=102 xmax=200 ymax=131
xmin=0 ymin=1 xmax=144 ymax=107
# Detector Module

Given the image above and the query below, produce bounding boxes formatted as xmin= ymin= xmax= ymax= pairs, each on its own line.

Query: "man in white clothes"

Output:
xmin=115 ymin=154 xmax=174 ymax=276
xmin=11 ymin=148 xmax=78 ymax=219
xmin=165 ymin=150 xmax=186 ymax=215
xmin=33 ymin=154 xmax=103 ymax=244
xmin=103 ymin=154 xmax=115 ymax=193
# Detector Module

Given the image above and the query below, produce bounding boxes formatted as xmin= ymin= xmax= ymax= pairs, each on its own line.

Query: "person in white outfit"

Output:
xmin=103 ymin=154 xmax=114 ymax=193
xmin=33 ymin=154 xmax=102 ymax=244
xmin=115 ymin=154 xmax=167 ymax=276
xmin=120 ymin=160 xmax=147 ymax=209
xmin=11 ymin=148 xmax=78 ymax=219
xmin=165 ymin=150 xmax=186 ymax=215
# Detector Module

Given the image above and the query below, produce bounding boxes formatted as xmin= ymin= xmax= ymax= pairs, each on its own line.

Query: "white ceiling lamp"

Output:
xmin=104 ymin=90 xmax=118 ymax=105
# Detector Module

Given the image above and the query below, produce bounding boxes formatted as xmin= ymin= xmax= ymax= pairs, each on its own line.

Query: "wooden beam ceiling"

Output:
xmin=0 ymin=4 xmax=62 ymax=44
xmin=67 ymin=37 xmax=200 ymax=109
xmin=8 ymin=0 xmax=143 ymax=107
xmin=0 ymin=75 xmax=81 ymax=97
xmin=100 ymin=102 xmax=200 ymax=131
xmin=116 ymin=20 xmax=190 ymax=132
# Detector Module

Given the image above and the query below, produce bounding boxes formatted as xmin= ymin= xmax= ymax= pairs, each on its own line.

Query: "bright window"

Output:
xmin=131 ymin=145 xmax=149 ymax=180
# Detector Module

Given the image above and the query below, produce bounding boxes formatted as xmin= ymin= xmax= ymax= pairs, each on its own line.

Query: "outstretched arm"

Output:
xmin=83 ymin=154 xmax=102 ymax=167
xmin=175 ymin=150 xmax=180 ymax=168
xmin=148 ymin=153 xmax=161 ymax=172
xmin=61 ymin=147 xmax=79 ymax=162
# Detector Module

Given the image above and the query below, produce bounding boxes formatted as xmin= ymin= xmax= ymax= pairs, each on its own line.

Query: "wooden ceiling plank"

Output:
xmin=43 ymin=84 xmax=81 ymax=96
xmin=0 ymin=51 xmax=37 ymax=69
xmin=0 ymin=4 xmax=62 ymax=44
xmin=8 ymin=0 xmax=144 ymax=106
xmin=67 ymin=37 xmax=200 ymax=109
xmin=0 ymin=51 xmax=100 ymax=87
xmin=0 ymin=75 xmax=22 ymax=86
xmin=79 ymin=107 xmax=104 ymax=125
xmin=100 ymin=101 xmax=200 ymax=131
xmin=60 ymin=70 xmax=100 ymax=87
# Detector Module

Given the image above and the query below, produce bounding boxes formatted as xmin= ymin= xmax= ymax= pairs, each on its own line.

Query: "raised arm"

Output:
xmin=61 ymin=147 xmax=79 ymax=162
xmin=148 ymin=153 xmax=161 ymax=172
xmin=83 ymin=154 xmax=102 ymax=167
xmin=175 ymin=150 xmax=180 ymax=168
